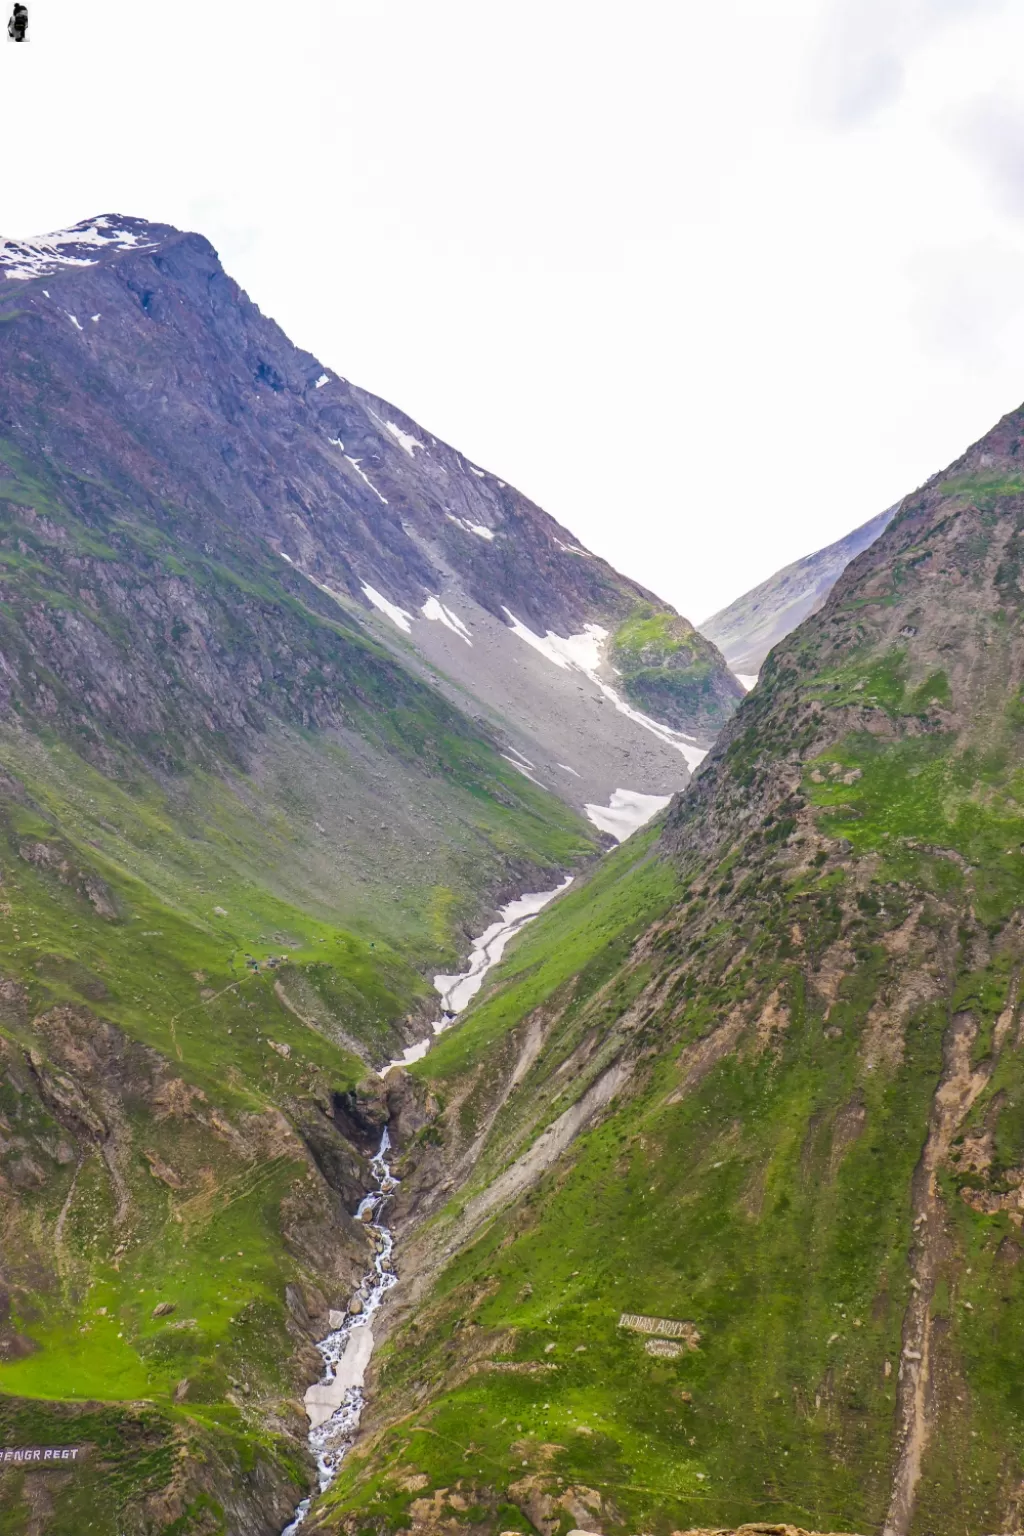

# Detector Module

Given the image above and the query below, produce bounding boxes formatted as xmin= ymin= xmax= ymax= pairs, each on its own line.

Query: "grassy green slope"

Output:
xmin=311 ymin=411 xmax=1024 ymax=1536
xmin=315 ymin=836 xmax=939 ymax=1535
xmin=0 ymin=736 xmax=594 ymax=1530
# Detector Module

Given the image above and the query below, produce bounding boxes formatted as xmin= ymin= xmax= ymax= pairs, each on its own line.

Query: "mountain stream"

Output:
xmin=281 ymin=874 xmax=573 ymax=1532
xmin=281 ymin=1132 xmax=398 ymax=1535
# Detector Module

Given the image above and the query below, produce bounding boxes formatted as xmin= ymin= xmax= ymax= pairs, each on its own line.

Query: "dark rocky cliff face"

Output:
xmin=0 ymin=215 xmax=637 ymax=627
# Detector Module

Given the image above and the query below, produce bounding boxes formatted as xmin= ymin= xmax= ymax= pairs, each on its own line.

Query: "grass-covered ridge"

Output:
xmin=612 ymin=606 xmax=692 ymax=659
xmin=611 ymin=603 xmax=742 ymax=737
xmin=307 ymin=407 xmax=1024 ymax=1536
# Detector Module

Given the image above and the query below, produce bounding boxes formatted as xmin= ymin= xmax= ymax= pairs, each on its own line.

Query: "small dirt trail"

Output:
xmin=883 ymin=988 xmax=1016 ymax=1536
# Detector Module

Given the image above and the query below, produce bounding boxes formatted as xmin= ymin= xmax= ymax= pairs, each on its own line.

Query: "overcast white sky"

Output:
xmin=4 ymin=0 xmax=1024 ymax=620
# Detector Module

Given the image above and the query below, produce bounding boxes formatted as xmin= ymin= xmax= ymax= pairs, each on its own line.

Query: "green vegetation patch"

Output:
xmin=806 ymin=732 xmax=1024 ymax=925
xmin=612 ymin=606 xmax=692 ymax=663
xmin=611 ymin=605 xmax=740 ymax=732
xmin=0 ymin=1395 xmax=304 ymax=1536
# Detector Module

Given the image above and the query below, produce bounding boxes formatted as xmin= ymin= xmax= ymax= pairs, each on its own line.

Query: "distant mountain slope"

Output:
xmin=700 ymin=503 xmax=898 ymax=677
xmin=320 ymin=406 xmax=1024 ymax=1536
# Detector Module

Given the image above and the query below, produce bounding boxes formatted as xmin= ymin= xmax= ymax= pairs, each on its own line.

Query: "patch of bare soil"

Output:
xmin=666 ymin=1009 xmax=747 ymax=1103
xmin=459 ymin=1056 xmax=634 ymax=1237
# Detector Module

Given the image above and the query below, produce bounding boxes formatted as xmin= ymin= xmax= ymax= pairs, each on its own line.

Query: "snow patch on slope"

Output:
xmin=384 ymin=420 xmax=426 ymax=457
xmin=446 ymin=513 xmax=495 ymax=541
xmin=585 ymin=788 xmax=672 ymax=842
xmin=502 ymin=610 xmax=707 ymax=770
xmin=345 ymin=457 xmax=388 ymax=505
xmin=504 ymin=746 xmax=534 ymax=768
xmin=0 ymin=217 xmax=159 ymax=280
xmin=421 ymin=597 xmax=472 ymax=645
xmin=361 ymin=584 xmax=413 ymax=633
xmin=502 ymin=612 xmax=607 ymax=672
xmin=502 ymin=755 xmax=544 ymax=786
xmin=602 ymin=682 xmax=707 ymax=771
xmin=735 ymin=673 xmax=758 ymax=691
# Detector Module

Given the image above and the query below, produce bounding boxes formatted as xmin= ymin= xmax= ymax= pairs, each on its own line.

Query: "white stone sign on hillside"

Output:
xmin=618 ymin=1313 xmax=701 ymax=1349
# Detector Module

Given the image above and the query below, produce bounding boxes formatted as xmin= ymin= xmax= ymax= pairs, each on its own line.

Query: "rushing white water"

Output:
xmin=281 ymin=1132 xmax=399 ymax=1536
xmin=381 ymin=875 xmax=573 ymax=1075
xmin=283 ymin=874 xmax=575 ymax=1529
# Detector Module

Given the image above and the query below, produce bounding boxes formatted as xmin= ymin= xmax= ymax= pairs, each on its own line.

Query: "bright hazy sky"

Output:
xmin=5 ymin=1 xmax=1024 ymax=621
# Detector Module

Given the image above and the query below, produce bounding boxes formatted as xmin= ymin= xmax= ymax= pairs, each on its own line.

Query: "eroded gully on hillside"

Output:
xmin=280 ymin=875 xmax=574 ymax=1534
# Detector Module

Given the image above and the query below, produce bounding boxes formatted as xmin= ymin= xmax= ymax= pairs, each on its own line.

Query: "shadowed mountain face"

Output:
xmin=313 ymin=408 xmax=1024 ymax=1536
xmin=700 ymin=503 xmax=898 ymax=678
xmin=0 ymin=216 xmax=743 ymax=1533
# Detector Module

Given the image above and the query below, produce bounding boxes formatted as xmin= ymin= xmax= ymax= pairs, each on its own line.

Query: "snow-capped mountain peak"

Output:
xmin=0 ymin=215 xmax=167 ymax=280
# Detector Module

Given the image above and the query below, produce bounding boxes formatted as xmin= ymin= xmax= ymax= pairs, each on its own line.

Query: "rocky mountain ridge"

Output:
xmin=700 ymin=503 xmax=898 ymax=679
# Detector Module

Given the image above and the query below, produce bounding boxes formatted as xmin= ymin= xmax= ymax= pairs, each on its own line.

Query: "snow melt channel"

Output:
xmin=382 ymin=877 xmax=573 ymax=1075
